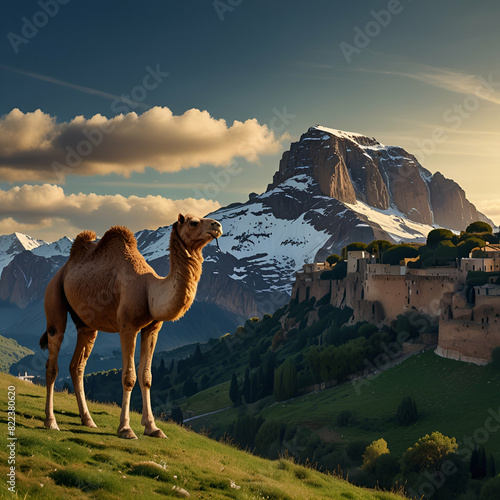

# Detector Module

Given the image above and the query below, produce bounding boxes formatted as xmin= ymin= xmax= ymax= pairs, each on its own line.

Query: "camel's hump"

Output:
xmin=70 ymin=230 xmax=97 ymax=259
xmin=98 ymin=225 xmax=137 ymax=249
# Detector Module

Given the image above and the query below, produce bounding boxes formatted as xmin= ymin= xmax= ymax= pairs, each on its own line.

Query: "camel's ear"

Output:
xmin=178 ymin=213 xmax=185 ymax=225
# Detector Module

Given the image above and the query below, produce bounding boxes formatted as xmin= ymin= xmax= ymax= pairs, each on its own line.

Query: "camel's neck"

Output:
xmin=148 ymin=227 xmax=203 ymax=322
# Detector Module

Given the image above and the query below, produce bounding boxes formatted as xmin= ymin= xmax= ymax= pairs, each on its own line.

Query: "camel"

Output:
xmin=39 ymin=213 xmax=222 ymax=439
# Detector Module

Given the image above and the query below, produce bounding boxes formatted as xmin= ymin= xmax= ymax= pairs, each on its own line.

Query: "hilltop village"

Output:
xmin=292 ymin=243 xmax=500 ymax=365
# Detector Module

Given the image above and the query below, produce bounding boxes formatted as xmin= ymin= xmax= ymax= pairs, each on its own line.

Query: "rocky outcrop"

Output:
xmin=429 ymin=172 xmax=493 ymax=230
xmin=268 ymin=126 xmax=493 ymax=231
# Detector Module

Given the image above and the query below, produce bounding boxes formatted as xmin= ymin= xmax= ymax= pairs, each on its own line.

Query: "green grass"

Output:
xmin=0 ymin=335 xmax=33 ymax=373
xmin=0 ymin=373 xmax=403 ymax=499
xmin=182 ymin=380 xmax=232 ymax=418
xmin=184 ymin=351 xmax=500 ymax=461
xmin=263 ymin=351 xmax=500 ymax=457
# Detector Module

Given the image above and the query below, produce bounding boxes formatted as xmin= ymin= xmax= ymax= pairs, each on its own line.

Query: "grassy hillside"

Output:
xmin=0 ymin=334 xmax=33 ymax=373
xmin=0 ymin=373 xmax=403 ymax=499
xmin=183 ymin=351 xmax=500 ymax=461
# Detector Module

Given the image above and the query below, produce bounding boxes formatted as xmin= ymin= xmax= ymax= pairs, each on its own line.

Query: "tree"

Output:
xmin=396 ymin=396 xmax=418 ymax=426
xmin=262 ymin=352 xmax=276 ymax=396
xmin=191 ymin=343 xmax=203 ymax=366
xmin=372 ymin=453 xmax=400 ymax=491
xmin=321 ymin=260 xmax=348 ymax=280
xmin=401 ymin=432 xmax=458 ymax=474
xmin=341 ymin=242 xmax=368 ymax=260
xmin=229 ymin=372 xmax=239 ymax=406
xmin=232 ymin=414 xmax=263 ymax=449
xmin=273 ymin=360 xmax=297 ymax=402
xmin=457 ymin=236 xmax=486 ymax=258
xmin=326 ymin=253 xmax=341 ymax=265
xmin=470 ymin=446 xmax=480 ymax=479
xmin=158 ymin=358 xmax=166 ymax=375
xmin=249 ymin=348 xmax=261 ymax=369
xmin=383 ymin=244 xmax=420 ymax=265
xmin=362 ymin=438 xmax=390 ymax=471
xmin=466 ymin=221 xmax=493 ymax=234
xmin=366 ymin=240 xmax=393 ymax=262
xmin=254 ymin=420 xmax=283 ymax=458
xmin=250 ymin=371 xmax=259 ymax=403
xmin=242 ymin=368 xmax=251 ymax=403
xmin=480 ymin=476 xmax=500 ymax=500
xmin=183 ymin=377 xmax=197 ymax=397
xmin=169 ymin=405 xmax=183 ymax=426
xmin=490 ymin=347 xmax=500 ymax=370
xmin=427 ymin=228 xmax=455 ymax=246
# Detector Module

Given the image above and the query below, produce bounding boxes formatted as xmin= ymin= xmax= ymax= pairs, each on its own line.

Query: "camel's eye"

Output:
xmin=190 ymin=221 xmax=199 ymax=227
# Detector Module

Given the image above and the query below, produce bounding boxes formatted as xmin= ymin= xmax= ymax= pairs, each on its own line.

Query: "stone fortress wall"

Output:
xmin=292 ymin=245 xmax=500 ymax=364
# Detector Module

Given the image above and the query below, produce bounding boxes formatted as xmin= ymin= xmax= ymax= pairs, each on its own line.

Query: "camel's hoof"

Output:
xmin=44 ymin=419 xmax=60 ymax=431
xmin=117 ymin=427 xmax=138 ymax=440
xmin=82 ymin=417 xmax=97 ymax=428
xmin=144 ymin=428 xmax=167 ymax=438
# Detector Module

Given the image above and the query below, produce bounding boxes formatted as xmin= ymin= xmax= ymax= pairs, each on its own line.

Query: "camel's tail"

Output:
xmin=39 ymin=331 xmax=48 ymax=351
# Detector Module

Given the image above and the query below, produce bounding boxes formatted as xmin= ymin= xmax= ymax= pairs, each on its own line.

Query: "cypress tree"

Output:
xmin=257 ymin=366 xmax=265 ymax=400
xmin=479 ymin=446 xmax=488 ymax=479
xmin=242 ymin=368 xmax=251 ymax=403
xmin=470 ymin=446 xmax=480 ymax=479
xmin=273 ymin=360 xmax=297 ymax=402
xmin=229 ymin=372 xmax=239 ymax=406
xmin=158 ymin=358 xmax=165 ymax=375
xmin=191 ymin=343 xmax=203 ymax=365
xmin=396 ymin=396 xmax=418 ymax=426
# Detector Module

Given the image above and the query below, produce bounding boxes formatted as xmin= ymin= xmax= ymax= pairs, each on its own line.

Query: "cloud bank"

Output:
xmin=0 ymin=184 xmax=221 ymax=241
xmin=0 ymin=107 xmax=288 ymax=182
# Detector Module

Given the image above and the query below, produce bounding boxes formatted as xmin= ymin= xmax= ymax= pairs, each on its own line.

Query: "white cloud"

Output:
xmin=0 ymin=107 xmax=289 ymax=182
xmin=0 ymin=184 xmax=221 ymax=241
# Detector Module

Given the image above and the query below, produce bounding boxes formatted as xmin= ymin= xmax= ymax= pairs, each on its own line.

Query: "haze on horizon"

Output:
xmin=0 ymin=0 xmax=499 ymax=241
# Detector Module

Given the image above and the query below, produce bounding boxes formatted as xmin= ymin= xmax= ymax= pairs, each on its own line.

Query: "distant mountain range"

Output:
xmin=0 ymin=125 xmax=494 ymax=367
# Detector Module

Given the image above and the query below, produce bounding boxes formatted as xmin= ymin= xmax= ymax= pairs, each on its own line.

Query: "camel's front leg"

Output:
xmin=138 ymin=321 xmax=166 ymax=438
xmin=117 ymin=330 xmax=138 ymax=439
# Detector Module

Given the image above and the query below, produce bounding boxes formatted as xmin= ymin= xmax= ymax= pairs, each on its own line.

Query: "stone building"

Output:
xmin=292 ymin=247 xmax=500 ymax=364
xmin=437 ymin=284 xmax=500 ymax=364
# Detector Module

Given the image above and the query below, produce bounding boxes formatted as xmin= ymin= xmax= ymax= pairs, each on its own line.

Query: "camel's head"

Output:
xmin=175 ymin=213 xmax=223 ymax=251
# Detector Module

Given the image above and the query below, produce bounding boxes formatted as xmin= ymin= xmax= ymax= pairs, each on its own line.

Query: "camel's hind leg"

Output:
xmin=41 ymin=267 xmax=68 ymax=431
xmin=138 ymin=321 xmax=165 ymax=438
xmin=70 ymin=326 xmax=98 ymax=428
xmin=117 ymin=328 xmax=139 ymax=439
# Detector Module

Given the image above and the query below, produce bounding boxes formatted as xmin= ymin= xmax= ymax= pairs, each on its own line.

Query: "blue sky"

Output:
xmin=1 ymin=0 xmax=499 ymax=240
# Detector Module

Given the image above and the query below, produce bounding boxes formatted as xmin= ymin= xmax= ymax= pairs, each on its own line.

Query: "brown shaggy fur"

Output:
xmin=69 ymin=230 xmax=96 ymax=259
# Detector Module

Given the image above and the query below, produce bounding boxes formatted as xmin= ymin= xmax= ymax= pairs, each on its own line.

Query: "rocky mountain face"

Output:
xmin=0 ymin=251 xmax=67 ymax=308
xmin=0 ymin=125 xmax=494 ymax=355
xmin=269 ymin=126 xmax=492 ymax=230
